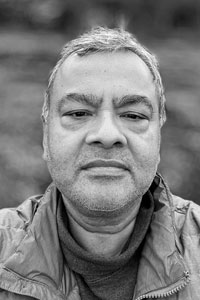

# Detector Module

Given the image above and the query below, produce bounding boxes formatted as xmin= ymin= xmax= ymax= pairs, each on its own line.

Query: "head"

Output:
xmin=42 ymin=27 xmax=166 ymax=226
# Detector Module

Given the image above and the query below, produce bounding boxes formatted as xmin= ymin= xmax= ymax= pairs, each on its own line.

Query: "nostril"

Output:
xmin=85 ymin=130 xmax=127 ymax=147
xmin=114 ymin=141 xmax=124 ymax=147
xmin=88 ymin=140 xmax=124 ymax=149
xmin=92 ymin=141 xmax=102 ymax=145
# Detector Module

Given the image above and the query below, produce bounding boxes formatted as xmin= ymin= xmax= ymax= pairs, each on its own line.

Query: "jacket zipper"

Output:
xmin=135 ymin=271 xmax=190 ymax=300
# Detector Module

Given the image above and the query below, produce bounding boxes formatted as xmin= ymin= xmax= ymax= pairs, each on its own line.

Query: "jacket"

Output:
xmin=0 ymin=174 xmax=200 ymax=300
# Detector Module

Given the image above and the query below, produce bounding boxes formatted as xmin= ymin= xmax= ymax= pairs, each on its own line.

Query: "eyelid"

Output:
xmin=62 ymin=109 xmax=93 ymax=117
xmin=120 ymin=111 xmax=149 ymax=120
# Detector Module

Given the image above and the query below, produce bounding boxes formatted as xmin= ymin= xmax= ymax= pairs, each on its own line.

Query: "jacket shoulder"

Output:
xmin=0 ymin=194 xmax=42 ymax=263
xmin=172 ymin=194 xmax=200 ymax=210
xmin=172 ymin=195 xmax=200 ymax=222
xmin=0 ymin=289 xmax=35 ymax=300
xmin=0 ymin=194 xmax=42 ymax=228
xmin=172 ymin=194 xmax=200 ymax=251
xmin=172 ymin=195 xmax=200 ymax=296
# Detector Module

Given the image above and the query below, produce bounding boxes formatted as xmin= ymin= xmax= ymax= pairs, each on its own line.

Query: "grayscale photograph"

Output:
xmin=0 ymin=0 xmax=200 ymax=299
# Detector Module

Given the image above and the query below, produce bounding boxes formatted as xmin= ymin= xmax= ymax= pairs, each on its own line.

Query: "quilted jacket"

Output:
xmin=0 ymin=174 xmax=200 ymax=300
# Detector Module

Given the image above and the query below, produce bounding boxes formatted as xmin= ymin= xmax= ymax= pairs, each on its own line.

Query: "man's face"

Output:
xmin=43 ymin=51 xmax=161 ymax=219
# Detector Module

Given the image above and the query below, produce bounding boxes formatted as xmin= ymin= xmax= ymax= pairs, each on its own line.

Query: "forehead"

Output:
xmin=52 ymin=51 xmax=157 ymax=106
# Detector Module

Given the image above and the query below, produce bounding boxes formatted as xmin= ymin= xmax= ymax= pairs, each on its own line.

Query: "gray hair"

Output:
xmin=42 ymin=27 xmax=166 ymax=124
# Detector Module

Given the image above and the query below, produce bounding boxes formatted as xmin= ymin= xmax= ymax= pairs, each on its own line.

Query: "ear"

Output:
xmin=157 ymin=140 xmax=161 ymax=167
xmin=42 ymin=122 xmax=49 ymax=162
xmin=158 ymin=152 xmax=160 ymax=166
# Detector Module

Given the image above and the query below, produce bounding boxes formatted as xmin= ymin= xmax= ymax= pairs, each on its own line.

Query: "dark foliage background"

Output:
xmin=0 ymin=0 xmax=200 ymax=208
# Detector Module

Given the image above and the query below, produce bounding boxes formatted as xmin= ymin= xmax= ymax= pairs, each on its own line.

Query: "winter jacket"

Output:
xmin=0 ymin=174 xmax=200 ymax=300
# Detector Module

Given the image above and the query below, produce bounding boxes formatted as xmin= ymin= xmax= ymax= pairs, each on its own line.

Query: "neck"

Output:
xmin=66 ymin=204 xmax=141 ymax=257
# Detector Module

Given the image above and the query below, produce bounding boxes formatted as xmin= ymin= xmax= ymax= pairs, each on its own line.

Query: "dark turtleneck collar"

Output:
xmin=57 ymin=190 xmax=154 ymax=300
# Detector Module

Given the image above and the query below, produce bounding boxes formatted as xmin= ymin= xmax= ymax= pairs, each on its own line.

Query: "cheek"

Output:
xmin=128 ymin=130 xmax=160 ymax=164
xmin=48 ymin=126 xmax=85 ymax=164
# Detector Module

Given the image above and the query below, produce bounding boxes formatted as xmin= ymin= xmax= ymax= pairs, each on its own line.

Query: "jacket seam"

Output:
xmin=0 ymin=225 xmax=26 ymax=230
xmin=1 ymin=266 xmax=66 ymax=300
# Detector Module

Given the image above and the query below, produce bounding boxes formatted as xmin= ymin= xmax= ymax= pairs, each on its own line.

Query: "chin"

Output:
xmin=54 ymin=169 xmax=156 ymax=218
xmin=61 ymin=181 xmax=143 ymax=219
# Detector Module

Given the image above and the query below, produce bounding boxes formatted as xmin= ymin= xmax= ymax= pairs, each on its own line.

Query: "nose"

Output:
xmin=85 ymin=111 xmax=127 ymax=148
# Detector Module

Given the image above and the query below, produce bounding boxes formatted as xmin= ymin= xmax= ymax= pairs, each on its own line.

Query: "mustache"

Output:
xmin=76 ymin=149 xmax=133 ymax=170
xmin=81 ymin=159 xmax=130 ymax=170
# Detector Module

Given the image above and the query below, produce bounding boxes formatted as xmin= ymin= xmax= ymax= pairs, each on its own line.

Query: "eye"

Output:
xmin=120 ymin=112 xmax=147 ymax=121
xmin=63 ymin=110 xmax=93 ymax=118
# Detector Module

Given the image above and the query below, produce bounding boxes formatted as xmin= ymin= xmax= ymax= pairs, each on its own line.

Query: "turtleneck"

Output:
xmin=57 ymin=191 xmax=154 ymax=300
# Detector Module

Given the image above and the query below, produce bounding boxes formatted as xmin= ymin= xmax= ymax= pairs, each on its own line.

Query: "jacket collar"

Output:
xmin=134 ymin=174 xmax=189 ymax=299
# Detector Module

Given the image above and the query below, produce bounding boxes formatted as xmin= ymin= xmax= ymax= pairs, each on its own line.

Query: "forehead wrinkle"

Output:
xmin=113 ymin=94 xmax=154 ymax=113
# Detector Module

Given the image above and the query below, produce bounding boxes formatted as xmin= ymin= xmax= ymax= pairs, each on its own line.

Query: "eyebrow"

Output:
xmin=57 ymin=93 xmax=102 ymax=111
xmin=114 ymin=95 xmax=154 ymax=114
xmin=57 ymin=92 xmax=154 ymax=114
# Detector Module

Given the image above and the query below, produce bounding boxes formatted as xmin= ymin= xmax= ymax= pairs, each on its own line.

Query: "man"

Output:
xmin=0 ymin=27 xmax=199 ymax=300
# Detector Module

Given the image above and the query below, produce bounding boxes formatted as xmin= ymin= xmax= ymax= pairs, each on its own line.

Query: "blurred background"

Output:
xmin=0 ymin=0 xmax=200 ymax=208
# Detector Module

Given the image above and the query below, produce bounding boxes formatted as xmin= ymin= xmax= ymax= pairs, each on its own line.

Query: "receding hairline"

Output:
xmin=50 ymin=48 xmax=157 ymax=93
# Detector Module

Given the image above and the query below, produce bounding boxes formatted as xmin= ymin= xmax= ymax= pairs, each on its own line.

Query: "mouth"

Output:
xmin=81 ymin=159 xmax=129 ymax=176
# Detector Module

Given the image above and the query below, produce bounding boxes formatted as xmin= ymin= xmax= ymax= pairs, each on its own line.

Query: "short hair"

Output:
xmin=42 ymin=27 xmax=166 ymax=125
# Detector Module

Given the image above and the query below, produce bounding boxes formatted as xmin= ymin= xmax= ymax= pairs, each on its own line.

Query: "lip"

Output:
xmin=81 ymin=159 xmax=129 ymax=170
